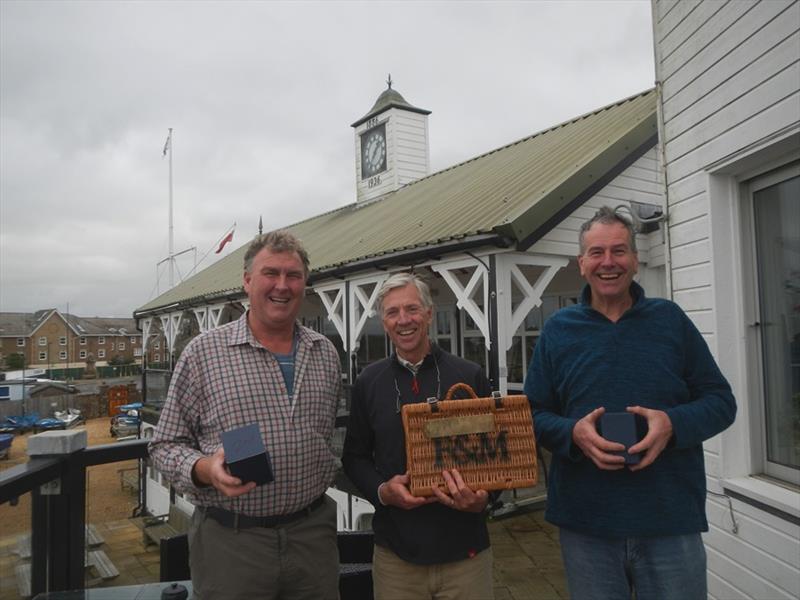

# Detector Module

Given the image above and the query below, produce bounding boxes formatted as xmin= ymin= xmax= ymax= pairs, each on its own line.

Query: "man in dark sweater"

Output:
xmin=524 ymin=206 xmax=736 ymax=600
xmin=342 ymin=273 xmax=494 ymax=600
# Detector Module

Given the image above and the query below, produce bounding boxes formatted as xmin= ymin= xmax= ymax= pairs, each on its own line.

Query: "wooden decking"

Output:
xmin=0 ymin=508 xmax=567 ymax=600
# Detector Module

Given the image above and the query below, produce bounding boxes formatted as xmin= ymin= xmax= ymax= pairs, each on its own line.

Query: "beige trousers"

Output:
xmin=188 ymin=496 xmax=339 ymax=600
xmin=373 ymin=543 xmax=494 ymax=600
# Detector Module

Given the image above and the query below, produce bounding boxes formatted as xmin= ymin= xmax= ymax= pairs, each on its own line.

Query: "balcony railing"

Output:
xmin=0 ymin=438 xmax=148 ymax=596
xmin=0 ymin=435 xmax=374 ymax=599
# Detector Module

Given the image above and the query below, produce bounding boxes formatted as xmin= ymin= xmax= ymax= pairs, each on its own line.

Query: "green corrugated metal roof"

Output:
xmin=136 ymin=89 xmax=656 ymax=316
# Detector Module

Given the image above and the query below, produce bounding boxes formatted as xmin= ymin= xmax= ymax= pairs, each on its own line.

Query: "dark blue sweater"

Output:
xmin=524 ymin=283 xmax=736 ymax=538
xmin=342 ymin=345 xmax=493 ymax=564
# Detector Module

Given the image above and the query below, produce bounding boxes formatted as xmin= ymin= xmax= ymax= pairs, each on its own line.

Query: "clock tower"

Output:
xmin=352 ymin=76 xmax=431 ymax=203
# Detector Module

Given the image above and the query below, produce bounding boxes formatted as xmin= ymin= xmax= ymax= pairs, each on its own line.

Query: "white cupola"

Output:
xmin=352 ymin=75 xmax=431 ymax=203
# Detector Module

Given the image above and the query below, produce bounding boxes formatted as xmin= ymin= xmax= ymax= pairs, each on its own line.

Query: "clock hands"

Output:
xmin=369 ymin=140 xmax=382 ymax=165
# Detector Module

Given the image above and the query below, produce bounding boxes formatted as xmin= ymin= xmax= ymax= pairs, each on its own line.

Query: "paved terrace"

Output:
xmin=0 ymin=508 xmax=566 ymax=600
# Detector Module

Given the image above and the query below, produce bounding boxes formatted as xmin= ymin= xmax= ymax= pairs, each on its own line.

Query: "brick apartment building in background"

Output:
xmin=0 ymin=309 xmax=164 ymax=371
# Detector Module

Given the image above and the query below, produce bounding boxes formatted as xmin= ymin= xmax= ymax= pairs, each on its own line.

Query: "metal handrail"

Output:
xmin=0 ymin=437 xmax=150 ymax=595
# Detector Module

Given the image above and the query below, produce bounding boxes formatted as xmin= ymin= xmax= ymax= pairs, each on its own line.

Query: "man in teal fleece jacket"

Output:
xmin=524 ymin=206 xmax=736 ymax=600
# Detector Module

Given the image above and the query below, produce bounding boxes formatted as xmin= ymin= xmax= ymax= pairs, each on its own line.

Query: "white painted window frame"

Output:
xmin=704 ymin=128 xmax=800 ymax=519
xmin=740 ymin=162 xmax=800 ymax=486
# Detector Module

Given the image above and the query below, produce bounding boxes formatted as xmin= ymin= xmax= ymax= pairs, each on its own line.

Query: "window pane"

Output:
xmin=527 ymin=337 xmax=538 ymax=365
xmin=322 ymin=319 xmax=347 ymax=373
xmin=524 ymin=306 xmax=542 ymax=332
xmin=355 ymin=315 xmax=387 ymax=371
xmin=463 ymin=337 xmax=487 ymax=371
xmin=754 ymin=174 xmax=800 ymax=472
xmin=541 ymin=296 xmax=560 ymax=322
xmin=435 ymin=309 xmax=451 ymax=335
xmin=507 ymin=336 xmax=523 ymax=383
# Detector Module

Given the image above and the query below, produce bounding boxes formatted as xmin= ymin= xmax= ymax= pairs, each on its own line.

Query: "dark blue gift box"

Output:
xmin=221 ymin=424 xmax=274 ymax=486
xmin=598 ymin=412 xmax=648 ymax=465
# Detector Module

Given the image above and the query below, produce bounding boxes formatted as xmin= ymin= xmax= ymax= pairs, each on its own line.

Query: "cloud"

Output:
xmin=0 ymin=0 xmax=654 ymax=317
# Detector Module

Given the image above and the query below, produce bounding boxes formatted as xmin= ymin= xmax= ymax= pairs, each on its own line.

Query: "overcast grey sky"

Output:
xmin=0 ymin=0 xmax=655 ymax=318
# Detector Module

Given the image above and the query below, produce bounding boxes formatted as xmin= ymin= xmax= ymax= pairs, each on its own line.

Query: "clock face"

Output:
xmin=360 ymin=123 xmax=387 ymax=179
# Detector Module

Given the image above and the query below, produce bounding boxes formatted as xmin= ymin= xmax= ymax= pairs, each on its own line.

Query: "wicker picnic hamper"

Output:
xmin=401 ymin=383 xmax=538 ymax=497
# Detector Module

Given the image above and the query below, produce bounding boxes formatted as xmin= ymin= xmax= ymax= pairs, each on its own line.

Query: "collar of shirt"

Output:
xmin=227 ymin=312 xmax=314 ymax=351
xmin=396 ymin=354 xmax=425 ymax=374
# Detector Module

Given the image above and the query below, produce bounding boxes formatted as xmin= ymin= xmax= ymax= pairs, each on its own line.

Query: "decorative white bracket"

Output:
xmin=431 ymin=258 xmax=490 ymax=348
xmin=192 ymin=302 xmax=229 ymax=334
xmin=192 ymin=307 xmax=209 ymax=333
xmin=314 ymin=282 xmax=347 ymax=351
xmin=140 ymin=318 xmax=153 ymax=354
xmin=495 ymin=253 xmax=568 ymax=352
xmin=348 ymin=274 xmax=389 ymax=353
xmin=159 ymin=312 xmax=184 ymax=353
xmin=208 ymin=304 xmax=227 ymax=329
xmin=494 ymin=252 xmax=567 ymax=394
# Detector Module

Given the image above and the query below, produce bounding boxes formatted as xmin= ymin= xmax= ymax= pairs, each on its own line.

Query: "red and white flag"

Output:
xmin=216 ymin=229 xmax=234 ymax=254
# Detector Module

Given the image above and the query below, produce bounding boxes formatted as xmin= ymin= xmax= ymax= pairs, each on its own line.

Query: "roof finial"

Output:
xmin=386 ymin=73 xmax=393 ymax=90
xmin=258 ymin=216 xmax=263 ymax=236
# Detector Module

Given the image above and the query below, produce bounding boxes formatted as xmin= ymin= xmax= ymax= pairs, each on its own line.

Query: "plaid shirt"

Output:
xmin=149 ymin=313 xmax=342 ymax=517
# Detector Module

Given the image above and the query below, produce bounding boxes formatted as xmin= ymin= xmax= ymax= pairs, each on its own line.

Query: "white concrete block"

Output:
xmin=27 ymin=429 xmax=87 ymax=456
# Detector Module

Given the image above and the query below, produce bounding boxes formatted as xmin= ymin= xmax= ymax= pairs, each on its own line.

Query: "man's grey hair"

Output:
xmin=578 ymin=206 xmax=638 ymax=254
xmin=376 ymin=273 xmax=434 ymax=315
xmin=243 ymin=229 xmax=310 ymax=276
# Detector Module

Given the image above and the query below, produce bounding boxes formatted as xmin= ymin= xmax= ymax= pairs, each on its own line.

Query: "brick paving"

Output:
xmin=0 ymin=508 xmax=566 ymax=599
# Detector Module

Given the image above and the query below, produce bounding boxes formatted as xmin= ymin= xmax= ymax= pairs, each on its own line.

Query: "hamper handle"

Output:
xmin=443 ymin=383 xmax=478 ymax=400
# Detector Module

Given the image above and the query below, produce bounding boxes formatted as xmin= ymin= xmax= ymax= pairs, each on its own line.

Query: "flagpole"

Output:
xmin=167 ymin=127 xmax=174 ymax=288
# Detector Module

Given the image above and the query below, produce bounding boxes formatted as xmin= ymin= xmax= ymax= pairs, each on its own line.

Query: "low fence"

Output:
xmin=45 ymin=365 xmax=142 ymax=380
xmin=0 ymin=384 xmax=143 ymax=421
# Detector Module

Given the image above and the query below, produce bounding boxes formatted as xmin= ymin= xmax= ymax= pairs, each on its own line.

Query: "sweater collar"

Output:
xmin=391 ymin=342 xmax=442 ymax=371
xmin=580 ymin=281 xmax=646 ymax=314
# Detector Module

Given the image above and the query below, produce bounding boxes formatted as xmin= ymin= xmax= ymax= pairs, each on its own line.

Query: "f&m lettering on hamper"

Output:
xmin=433 ymin=430 xmax=509 ymax=468
xmin=401 ymin=384 xmax=538 ymax=496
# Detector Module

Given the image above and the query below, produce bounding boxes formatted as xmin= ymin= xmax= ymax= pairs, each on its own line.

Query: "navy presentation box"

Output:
xmin=598 ymin=412 xmax=647 ymax=465
xmin=221 ymin=424 xmax=274 ymax=486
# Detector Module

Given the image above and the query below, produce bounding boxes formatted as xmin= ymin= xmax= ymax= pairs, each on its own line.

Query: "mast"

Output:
xmin=167 ymin=127 xmax=174 ymax=288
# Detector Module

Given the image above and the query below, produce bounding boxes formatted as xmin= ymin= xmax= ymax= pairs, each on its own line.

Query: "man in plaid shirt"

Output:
xmin=150 ymin=230 xmax=342 ymax=600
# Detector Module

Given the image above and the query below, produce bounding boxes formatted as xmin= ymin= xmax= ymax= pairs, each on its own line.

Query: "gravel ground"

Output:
xmin=0 ymin=417 xmax=140 ymax=536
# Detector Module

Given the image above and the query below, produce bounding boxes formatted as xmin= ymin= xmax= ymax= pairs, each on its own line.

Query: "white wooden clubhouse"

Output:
xmin=134 ymin=85 xmax=665 ymax=396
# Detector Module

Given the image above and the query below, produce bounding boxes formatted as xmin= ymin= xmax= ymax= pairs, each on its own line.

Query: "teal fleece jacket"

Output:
xmin=524 ymin=282 xmax=736 ymax=538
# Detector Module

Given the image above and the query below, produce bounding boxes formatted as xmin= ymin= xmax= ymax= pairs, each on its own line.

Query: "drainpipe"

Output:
xmin=651 ymin=2 xmax=674 ymax=300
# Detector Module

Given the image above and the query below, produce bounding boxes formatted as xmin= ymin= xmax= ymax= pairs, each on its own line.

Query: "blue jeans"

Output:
xmin=559 ymin=528 xmax=707 ymax=600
